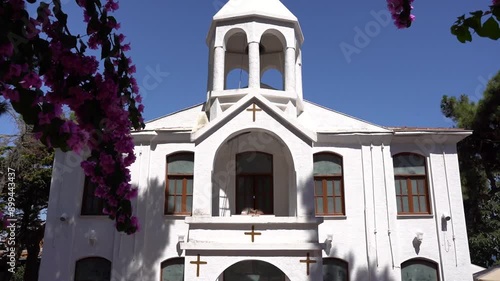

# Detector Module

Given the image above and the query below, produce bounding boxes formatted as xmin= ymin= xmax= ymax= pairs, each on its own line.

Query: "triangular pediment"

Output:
xmin=192 ymin=94 xmax=317 ymax=144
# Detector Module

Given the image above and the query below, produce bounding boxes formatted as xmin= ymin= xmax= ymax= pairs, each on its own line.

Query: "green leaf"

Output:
xmin=465 ymin=14 xmax=482 ymax=34
xmin=481 ymin=17 xmax=500 ymax=40
xmin=108 ymin=16 xmax=117 ymax=27
xmin=458 ymin=32 xmax=471 ymax=43
xmin=470 ymin=10 xmax=484 ymax=17
xmin=53 ymin=3 xmax=67 ymax=26
xmin=61 ymin=35 xmax=77 ymax=49
xmin=104 ymin=58 xmax=113 ymax=73
xmin=101 ymin=40 xmax=111 ymax=59
xmin=79 ymin=39 xmax=87 ymax=53
xmin=492 ymin=6 xmax=500 ymax=21
xmin=10 ymin=89 xmax=39 ymax=125
xmin=87 ymin=18 xmax=99 ymax=35
xmin=34 ymin=38 xmax=51 ymax=75
xmin=451 ymin=25 xmax=472 ymax=43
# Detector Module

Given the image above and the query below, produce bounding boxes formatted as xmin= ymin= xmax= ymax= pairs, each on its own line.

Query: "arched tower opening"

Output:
xmin=260 ymin=30 xmax=286 ymax=90
xmin=224 ymin=30 xmax=249 ymax=90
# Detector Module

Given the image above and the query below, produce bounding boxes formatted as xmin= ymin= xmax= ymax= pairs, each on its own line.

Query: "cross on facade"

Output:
xmin=300 ymin=253 xmax=317 ymax=276
xmin=190 ymin=254 xmax=207 ymax=277
xmin=244 ymin=225 xmax=261 ymax=242
xmin=246 ymin=103 xmax=262 ymax=122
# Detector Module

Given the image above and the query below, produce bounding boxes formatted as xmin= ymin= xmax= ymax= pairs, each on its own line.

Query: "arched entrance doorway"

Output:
xmin=211 ymin=130 xmax=296 ymax=217
xmin=223 ymin=260 xmax=286 ymax=281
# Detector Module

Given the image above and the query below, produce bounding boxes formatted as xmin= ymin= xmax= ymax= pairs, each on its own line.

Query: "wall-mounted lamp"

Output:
xmin=413 ymin=231 xmax=424 ymax=254
xmin=442 ymin=213 xmax=451 ymax=221
xmin=416 ymin=231 xmax=424 ymax=242
xmin=177 ymin=234 xmax=185 ymax=243
xmin=326 ymin=234 xmax=333 ymax=243
xmin=87 ymin=230 xmax=97 ymax=246
xmin=323 ymin=234 xmax=334 ymax=255
xmin=59 ymin=213 xmax=69 ymax=222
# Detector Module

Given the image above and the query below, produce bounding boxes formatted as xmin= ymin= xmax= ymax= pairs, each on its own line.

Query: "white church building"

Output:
xmin=40 ymin=0 xmax=482 ymax=280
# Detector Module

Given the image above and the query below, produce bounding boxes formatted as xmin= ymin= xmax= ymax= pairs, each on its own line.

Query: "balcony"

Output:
xmin=180 ymin=216 xmax=323 ymax=251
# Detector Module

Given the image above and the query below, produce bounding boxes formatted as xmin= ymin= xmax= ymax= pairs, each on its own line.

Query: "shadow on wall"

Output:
xmin=111 ymin=177 xmax=176 ymax=280
xmin=325 ymin=246 xmax=396 ymax=281
xmin=295 ymin=154 xmax=396 ymax=281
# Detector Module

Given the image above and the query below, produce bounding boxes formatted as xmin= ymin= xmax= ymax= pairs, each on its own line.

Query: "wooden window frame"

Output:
xmin=160 ymin=257 xmax=184 ymax=281
xmin=165 ymin=153 xmax=194 ymax=216
xmin=313 ymin=153 xmax=345 ymax=216
xmin=81 ymin=176 xmax=105 ymax=216
xmin=74 ymin=257 xmax=111 ymax=281
xmin=393 ymin=153 xmax=431 ymax=215
xmin=323 ymin=258 xmax=349 ymax=281
xmin=235 ymin=152 xmax=274 ymax=215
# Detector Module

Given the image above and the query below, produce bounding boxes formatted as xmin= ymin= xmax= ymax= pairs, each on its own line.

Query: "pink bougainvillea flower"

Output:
xmin=130 ymin=216 xmax=140 ymax=232
xmin=20 ymin=72 xmax=42 ymax=89
xmin=125 ymin=187 xmax=138 ymax=200
xmin=99 ymin=153 xmax=117 ymax=175
xmin=1 ymin=0 xmax=144 ymax=234
xmin=104 ymin=0 xmax=119 ymax=12
xmin=387 ymin=0 xmax=415 ymax=29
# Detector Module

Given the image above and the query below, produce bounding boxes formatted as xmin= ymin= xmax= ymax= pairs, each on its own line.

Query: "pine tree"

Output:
xmin=441 ymin=71 xmax=500 ymax=267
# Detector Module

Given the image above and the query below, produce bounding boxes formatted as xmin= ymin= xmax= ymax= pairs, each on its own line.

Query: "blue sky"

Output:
xmin=1 ymin=0 xmax=499 ymax=135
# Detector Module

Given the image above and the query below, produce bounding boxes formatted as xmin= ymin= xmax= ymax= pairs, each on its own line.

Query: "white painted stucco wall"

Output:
xmin=39 ymin=110 xmax=475 ymax=281
xmin=38 ymin=1 xmax=475 ymax=279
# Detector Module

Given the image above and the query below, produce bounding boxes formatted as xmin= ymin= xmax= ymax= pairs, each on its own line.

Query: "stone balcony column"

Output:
xmin=213 ymin=46 xmax=225 ymax=91
xmin=248 ymin=41 xmax=261 ymax=89
xmin=285 ymin=47 xmax=296 ymax=92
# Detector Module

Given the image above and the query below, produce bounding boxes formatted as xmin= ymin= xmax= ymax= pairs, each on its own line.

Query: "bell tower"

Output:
xmin=205 ymin=0 xmax=304 ymax=120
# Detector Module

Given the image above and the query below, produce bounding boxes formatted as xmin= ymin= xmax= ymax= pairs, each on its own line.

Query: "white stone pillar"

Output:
xmin=213 ymin=46 xmax=225 ymax=91
xmin=296 ymin=50 xmax=303 ymax=99
xmin=285 ymin=47 xmax=296 ymax=92
xmin=248 ymin=41 xmax=261 ymax=88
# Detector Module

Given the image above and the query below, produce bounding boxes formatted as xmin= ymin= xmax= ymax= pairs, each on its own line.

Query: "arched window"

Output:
xmin=313 ymin=153 xmax=344 ymax=216
xmin=74 ymin=257 xmax=111 ymax=281
xmin=165 ymin=153 xmax=194 ymax=215
xmin=401 ymin=259 xmax=439 ymax=281
xmin=393 ymin=153 xmax=430 ymax=214
xmin=236 ymin=152 xmax=273 ymax=214
xmin=160 ymin=258 xmax=184 ymax=281
xmin=323 ymin=258 xmax=349 ymax=281
xmin=81 ymin=176 xmax=105 ymax=216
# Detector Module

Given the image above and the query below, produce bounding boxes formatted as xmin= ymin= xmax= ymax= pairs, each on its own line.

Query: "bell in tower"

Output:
xmin=205 ymin=0 xmax=304 ymax=120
